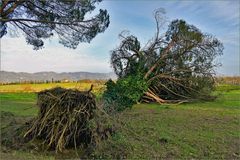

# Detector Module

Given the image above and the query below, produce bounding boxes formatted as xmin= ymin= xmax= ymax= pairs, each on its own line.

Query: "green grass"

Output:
xmin=0 ymin=84 xmax=240 ymax=159
xmin=0 ymin=150 xmax=55 ymax=160
xmin=92 ymin=86 xmax=240 ymax=159
xmin=0 ymin=93 xmax=37 ymax=116
xmin=120 ymin=104 xmax=239 ymax=159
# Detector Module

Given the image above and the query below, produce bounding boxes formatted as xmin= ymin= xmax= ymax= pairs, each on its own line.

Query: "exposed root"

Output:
xmin=24 ymin=87 xmax=113 ymax=153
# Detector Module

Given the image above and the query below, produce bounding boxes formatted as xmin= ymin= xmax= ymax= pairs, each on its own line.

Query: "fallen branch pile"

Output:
xmin=24 ymin=87 xmax=97 ymax=152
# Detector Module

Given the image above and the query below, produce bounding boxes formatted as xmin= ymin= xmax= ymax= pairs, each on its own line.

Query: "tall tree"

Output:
xmin=0 ymin=0 xmax=109 ymax=50
xmin=110 ymin=9 xmax=223 ymax=104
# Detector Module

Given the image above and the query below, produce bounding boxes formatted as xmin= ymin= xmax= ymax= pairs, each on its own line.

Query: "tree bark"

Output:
xmin=144 ymin=88 xmax=166 ymax=104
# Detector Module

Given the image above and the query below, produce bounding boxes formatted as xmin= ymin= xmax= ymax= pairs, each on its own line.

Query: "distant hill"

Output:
xmin=0 ymin=71 xmax=117 ymax=83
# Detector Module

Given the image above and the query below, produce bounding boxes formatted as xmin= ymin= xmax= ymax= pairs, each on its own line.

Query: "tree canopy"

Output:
xmin=0 ymin=0 xmax=109 ymax=50
xmin=108 ymin=9 xmax=223 ymax=106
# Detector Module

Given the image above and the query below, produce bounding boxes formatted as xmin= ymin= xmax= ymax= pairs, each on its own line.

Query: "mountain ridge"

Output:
xmin=0 ymin=71 xmax=117 ymax=83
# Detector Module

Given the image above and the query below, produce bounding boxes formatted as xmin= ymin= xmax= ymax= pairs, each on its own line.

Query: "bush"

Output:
xmin=103 ymin=74 xmax=148 ymax=112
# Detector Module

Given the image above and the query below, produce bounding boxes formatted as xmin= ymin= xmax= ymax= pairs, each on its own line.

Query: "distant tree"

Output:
xmin=109 ymin=9 xmax=223 ymax=105
xmin=0 ymin=0 xmax=109 ymax=50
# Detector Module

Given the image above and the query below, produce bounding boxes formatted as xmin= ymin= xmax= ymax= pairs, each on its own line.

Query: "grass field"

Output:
xmin=0 ymin=82 xmax=105 ymax=94
xmin=0 ymin=84 xmax=240 ymax=159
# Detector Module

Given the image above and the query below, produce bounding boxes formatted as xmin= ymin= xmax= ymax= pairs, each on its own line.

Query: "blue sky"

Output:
xmin=1 ymin=0 xmax=239 ymax=75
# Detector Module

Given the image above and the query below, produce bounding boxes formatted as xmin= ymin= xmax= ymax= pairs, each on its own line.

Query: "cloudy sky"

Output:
xmin=1 ymin=0 xmax=239 ymax=75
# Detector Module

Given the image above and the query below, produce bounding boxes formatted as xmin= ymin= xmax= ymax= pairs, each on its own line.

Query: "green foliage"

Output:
xmin=1 ymin=0 xmax=109 ymax=49
xmin=103 ymin=74 xmax=148 ymax=112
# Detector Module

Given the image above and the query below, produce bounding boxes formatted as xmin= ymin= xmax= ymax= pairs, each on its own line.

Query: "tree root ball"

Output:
xmin=24 ymin=87 xmax=97 ymax=152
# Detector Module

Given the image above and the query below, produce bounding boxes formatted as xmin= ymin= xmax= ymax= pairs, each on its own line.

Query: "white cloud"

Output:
xmin=1 ymin=36 xmax=112 ymax=73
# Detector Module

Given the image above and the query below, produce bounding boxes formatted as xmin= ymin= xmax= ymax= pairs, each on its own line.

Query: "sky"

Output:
xmin=1 ymin=0 xmax=239 ymax=75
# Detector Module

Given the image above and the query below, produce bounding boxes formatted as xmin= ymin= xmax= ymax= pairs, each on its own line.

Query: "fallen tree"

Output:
xmin=108 ymin=9 xmax=223 ymax=105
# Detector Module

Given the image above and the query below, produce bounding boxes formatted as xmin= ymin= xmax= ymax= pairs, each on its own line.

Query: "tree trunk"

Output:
xmin=144 ymin=88 xmax=166 ymax=104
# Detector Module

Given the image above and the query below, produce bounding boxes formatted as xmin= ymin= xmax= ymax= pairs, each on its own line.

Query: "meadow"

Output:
xmin=0 ymin=81 xmax=106 ymax=94
xmin=0 ymin=82 xmax=240 ymax=159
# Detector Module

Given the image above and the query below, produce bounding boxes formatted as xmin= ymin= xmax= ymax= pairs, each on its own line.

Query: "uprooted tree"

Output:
xmin=104 ymin=9 xmax=223 ymax=109
xmin=0 ymin=0 xmax=109 ymax=50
